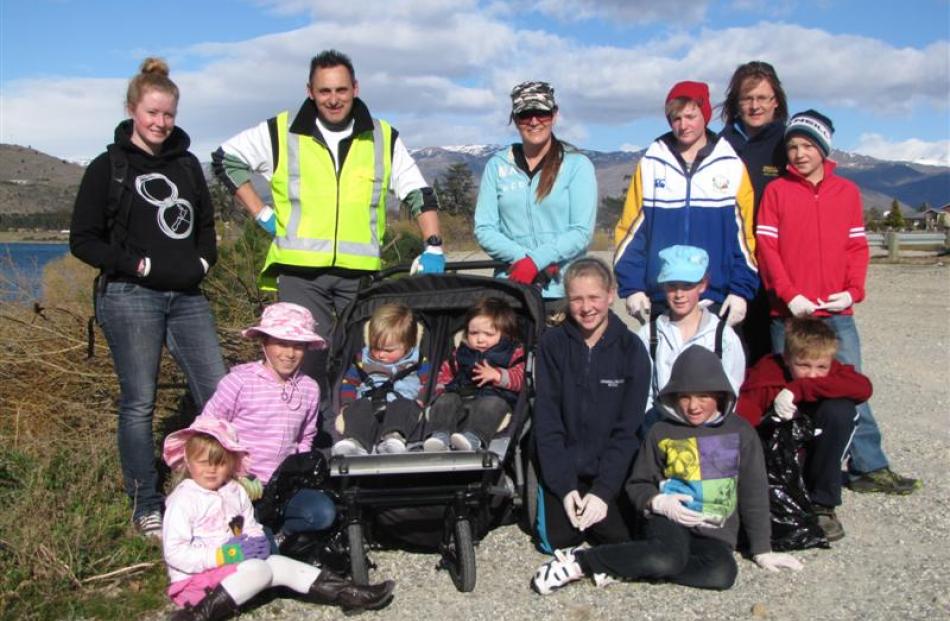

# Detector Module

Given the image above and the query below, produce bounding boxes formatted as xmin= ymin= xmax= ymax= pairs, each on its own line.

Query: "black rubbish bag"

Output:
xmin=759 ymin=415 xmax=830 ymax=551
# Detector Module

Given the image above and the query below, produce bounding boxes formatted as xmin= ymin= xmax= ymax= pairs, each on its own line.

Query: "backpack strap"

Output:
xmin=105 ymin=144 xmax=135 ymax=246
xmin=714 ymin=316 xmax=726 ymax=359
xmin=649 ymin=313 xmax=659 ymax=361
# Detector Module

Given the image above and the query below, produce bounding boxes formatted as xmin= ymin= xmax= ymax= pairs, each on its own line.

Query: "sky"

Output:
xmin=1 ymin=0 xmax=948 ymax=165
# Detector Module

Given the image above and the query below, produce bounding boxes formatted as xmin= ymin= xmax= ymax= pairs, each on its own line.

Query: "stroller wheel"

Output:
xmin=441 ymin=517 xmax=476 ymax=592
xmin=347 ymin=522 xmax=369 ymax=585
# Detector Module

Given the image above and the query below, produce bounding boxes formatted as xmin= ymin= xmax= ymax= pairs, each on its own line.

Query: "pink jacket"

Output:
xmin=162 ymin=479 xmax=265 ymax=584
xmin=197 ymin=361 xmax=320 ymax=483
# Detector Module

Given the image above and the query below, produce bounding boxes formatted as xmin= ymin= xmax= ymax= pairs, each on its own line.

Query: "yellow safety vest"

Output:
xmin=259 ymin=111 xmax=393 ymax=290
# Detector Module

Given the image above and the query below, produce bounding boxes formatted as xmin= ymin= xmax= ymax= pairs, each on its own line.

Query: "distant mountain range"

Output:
xmin=1 ymin=142 xmax=947 ymax=217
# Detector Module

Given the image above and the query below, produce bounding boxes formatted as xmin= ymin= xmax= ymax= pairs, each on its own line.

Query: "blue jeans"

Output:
xmin=770 ymin=316 xmax=889 ymax=476
xmin=97 ymin=282 xmax=226 ymax=517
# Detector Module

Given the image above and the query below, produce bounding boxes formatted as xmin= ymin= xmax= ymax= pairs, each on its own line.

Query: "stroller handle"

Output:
xmin=373 ymin=260 xmax=508 ymax=282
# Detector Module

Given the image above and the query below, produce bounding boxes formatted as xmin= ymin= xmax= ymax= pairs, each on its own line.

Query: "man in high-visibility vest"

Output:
xmin=213 ymin=49 xmax=444 ymax=384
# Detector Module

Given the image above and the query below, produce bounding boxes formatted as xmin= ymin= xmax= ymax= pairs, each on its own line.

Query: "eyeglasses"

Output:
xmin=514 ymin=110 xmax=554 ymax=125
xmin=739 ymin=95 xmax=775 ymax=107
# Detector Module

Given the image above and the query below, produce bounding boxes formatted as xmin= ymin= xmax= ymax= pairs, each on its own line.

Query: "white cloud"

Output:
xmin=1 ymin=10 xmax=947 ymax=161
xmin=619 ymin=143 xmax=642 ymax=152
xmin=533 ymin=0 xmax=708 ymax=24
xmin=853 ymin=133 xmax=950 ymax=166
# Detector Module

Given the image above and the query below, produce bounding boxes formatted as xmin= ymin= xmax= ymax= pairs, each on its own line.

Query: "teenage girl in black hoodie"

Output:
xmin=70 ymin=58 xmax=226 ymax=538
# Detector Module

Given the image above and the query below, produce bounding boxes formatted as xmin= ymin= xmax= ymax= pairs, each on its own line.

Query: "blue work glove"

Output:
xmin=216 ymin=534 xmax=271 ymax=565
xmin=411 ymin=246 xmax=445 ymax=274
xmin=255 ymin=206 xmax=276 ymax=236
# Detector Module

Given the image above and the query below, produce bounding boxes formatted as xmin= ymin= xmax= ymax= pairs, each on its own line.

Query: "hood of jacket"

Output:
xmin=657 ymin=344 xmax=736 ymax=426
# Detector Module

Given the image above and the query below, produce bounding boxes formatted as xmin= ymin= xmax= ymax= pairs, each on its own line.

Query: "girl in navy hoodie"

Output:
xmin=533 ymin=257 xmax=651 ymax=554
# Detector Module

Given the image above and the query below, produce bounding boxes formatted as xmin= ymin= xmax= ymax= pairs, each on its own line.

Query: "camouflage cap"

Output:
xmin=510 ymin=81 xmax=557 ymax=114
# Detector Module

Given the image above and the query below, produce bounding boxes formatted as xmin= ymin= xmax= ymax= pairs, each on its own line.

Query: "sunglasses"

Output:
xmin=514 ymin=110 xmax=554 ymax=124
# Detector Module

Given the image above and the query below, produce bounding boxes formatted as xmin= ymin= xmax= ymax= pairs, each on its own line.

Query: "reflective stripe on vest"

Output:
xmin=260 ymin=112 xmax=392 ymax=289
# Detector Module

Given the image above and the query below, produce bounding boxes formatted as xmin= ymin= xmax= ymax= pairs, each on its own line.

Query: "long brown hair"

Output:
xmin=535 ymin=136 xmax=564 ymax=202
xmin=720 ymin=60 xmax=788 ymax=125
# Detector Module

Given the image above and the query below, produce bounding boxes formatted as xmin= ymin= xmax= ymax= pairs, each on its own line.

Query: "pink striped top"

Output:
xmin=196 ymin=361 xmax=320 ymax=484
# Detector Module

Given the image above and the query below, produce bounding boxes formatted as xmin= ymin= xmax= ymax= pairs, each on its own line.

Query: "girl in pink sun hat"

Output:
xmin=161 ymin=417 xmax=395 ymax=619
xmin=191 ymin=302 xmax=337 ymax=557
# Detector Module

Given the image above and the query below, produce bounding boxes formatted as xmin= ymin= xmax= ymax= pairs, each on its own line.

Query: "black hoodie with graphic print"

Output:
xmin=70 ymin=120 xmax=217 ymax=291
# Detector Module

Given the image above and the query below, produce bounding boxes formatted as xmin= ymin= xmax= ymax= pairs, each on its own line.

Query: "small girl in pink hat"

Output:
xmin=192 ymin=303 xmax=335 ymax=551
xmin=161 ymin=418 xmax=394 ymax=619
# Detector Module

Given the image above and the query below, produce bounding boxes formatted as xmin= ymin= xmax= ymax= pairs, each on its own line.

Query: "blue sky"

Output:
xmin=2 ymin=0 xmax=948 ymax=164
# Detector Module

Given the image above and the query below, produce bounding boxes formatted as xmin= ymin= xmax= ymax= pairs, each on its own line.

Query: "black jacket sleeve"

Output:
xmin=591 ymin=336 xmax=651 ymax=500
xmin=69 ymin=153 xmax=141 ymax=276
xmin=533 ymin=330 xmax=577 ymax=499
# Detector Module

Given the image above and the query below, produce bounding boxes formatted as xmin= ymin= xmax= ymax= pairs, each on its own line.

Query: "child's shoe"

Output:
xmin=332 ymin=439 xmax=368 ymax=457
xmin=169 ymin=584 xmax=239 ymax=621
xmin=847 ymin=468 xmax=921 ymax=495
xmin=133 ymin=510 xmax=163 ymax=540
xmin=423 ymin=432 xmax=449 ymax=452
xmin=305 ymin=569 xmax=395 ymax=613
xmin=532 ymin=546 xmax=586 ymax=595
xmin=450 ymin=431 xmax=481 ymax=451
xmin=814 ymin=505 xmax=845 ymax=542
xmin=376 ymin=433 xmax=408 ymax=454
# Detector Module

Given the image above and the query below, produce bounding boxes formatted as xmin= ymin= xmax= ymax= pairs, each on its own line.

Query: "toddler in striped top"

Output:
xmin=194 ymin=303 xmax=337 ymax=548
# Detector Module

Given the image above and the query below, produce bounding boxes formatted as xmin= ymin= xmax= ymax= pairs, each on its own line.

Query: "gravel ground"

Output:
xmin=158 ymin=259 xmax=950 ymax=621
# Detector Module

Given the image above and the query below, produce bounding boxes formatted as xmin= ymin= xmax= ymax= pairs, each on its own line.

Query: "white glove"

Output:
xmin=772 ymin=388 xmax=797 ymax=421
xmin=562 ymin=490 xmax=584 ymax=529
xmin=625 ymin=292 xmax=651 ymax=322
xmin=649 ymin=493 xmax=705 ymax=527
xmin=817 ymin=291 xmax=853 ymax=313
xmin=788 ymin=294 xmax=818 ymax=317
xmin=577 ymin=493 xmax=608 ymax=531
xmin=718 ymin=294 xmax=747 ymax=326
xmin=754 ymin=552 xmax=804 ymax=572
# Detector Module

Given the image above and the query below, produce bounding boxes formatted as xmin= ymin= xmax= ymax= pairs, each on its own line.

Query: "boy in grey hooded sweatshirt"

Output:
xmin=533 ymin=345 xmax=802 ymax=594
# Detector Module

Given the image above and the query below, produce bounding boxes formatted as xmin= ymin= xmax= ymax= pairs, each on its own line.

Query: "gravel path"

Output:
xmin=165 ymin=260 xmax=950 ymax=621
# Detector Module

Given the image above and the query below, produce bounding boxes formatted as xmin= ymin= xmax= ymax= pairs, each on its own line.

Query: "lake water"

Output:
xmin=0 ymin=242 xmax=70 ymax=299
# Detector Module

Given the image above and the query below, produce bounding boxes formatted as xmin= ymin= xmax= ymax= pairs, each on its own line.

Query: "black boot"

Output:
xmin=305 ymin=570 xmax=395 ymax=614
xmin=169 ymin=585 xmax=240 ymax=621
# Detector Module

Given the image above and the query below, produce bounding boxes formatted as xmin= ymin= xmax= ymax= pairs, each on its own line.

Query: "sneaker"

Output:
xmin=423 ymin=432 xmax=449 ymax=452
xmin=814 ymin=505 xmax=845 ymax=542
xmin=450 ymin=432 xmax=481 ymax=451
xmin=332 ymin=439 xmax=368 ymax=457
xmin=532 ymin=547 xmax=585 ymax=595
xmin=592 ymin=572 xmax=617 ymax=588
xmin=376 ymin=434 xmax=408 ymax=454
xmin=133 ymin=510 xmax=163 ymax=540
xmin=847 ymin=468 xmax=922 ymax=495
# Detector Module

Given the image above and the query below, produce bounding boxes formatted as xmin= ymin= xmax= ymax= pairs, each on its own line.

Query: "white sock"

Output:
xmin=266 ymin=554 xmax=323 ymax=593
xmin=220 ymin=559 xmax=272 ymax=605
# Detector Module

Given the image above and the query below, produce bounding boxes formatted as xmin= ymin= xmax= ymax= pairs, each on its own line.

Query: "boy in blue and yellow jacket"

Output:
xmin=614 ymin=81 xmax=757 ymax=328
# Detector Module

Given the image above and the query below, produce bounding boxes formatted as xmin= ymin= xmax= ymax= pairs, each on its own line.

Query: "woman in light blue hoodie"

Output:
xmin=474 ymin=81 xmax=597 ymax=307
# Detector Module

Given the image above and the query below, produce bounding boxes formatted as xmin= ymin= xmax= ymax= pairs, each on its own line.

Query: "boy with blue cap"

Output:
xmin=638 ymin=245 xmax=746 ymax=436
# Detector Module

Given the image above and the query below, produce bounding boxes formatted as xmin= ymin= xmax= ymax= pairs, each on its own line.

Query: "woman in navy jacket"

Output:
xmin=533 ymin=257 xmax=651 ymax=553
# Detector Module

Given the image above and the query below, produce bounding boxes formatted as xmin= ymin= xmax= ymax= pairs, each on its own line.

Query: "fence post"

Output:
xmin=886 ymin=231 xmax=899 ymax=261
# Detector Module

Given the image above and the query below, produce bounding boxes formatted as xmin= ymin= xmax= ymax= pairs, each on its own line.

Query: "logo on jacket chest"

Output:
xmin=135 ymin=173 xmax=194 ymax=240
xmin=711 ymin=175 xmax=730 ymax=191
xmin=599 ymin=378 xmax=625 ymax=388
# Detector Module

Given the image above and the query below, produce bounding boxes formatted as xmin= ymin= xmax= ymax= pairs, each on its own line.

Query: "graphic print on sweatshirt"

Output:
xmin=135 ymin=173 xmax=194 ymax=239
xmin=657 ymin=433 xmax=740 ymax=523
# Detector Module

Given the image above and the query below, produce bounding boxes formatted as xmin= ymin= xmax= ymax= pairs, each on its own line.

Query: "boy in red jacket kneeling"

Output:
xmin=737 ymin=317 xmax=871 ymax=542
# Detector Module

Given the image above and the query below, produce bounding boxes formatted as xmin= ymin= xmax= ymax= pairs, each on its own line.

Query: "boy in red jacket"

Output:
xmin=755 ymin=110 xmax=919 ymax=496
xmin=737 ymin=317 xmax=870 ymax=541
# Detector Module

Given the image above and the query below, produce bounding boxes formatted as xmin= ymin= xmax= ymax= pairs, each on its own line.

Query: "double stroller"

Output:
xmin=318 ymin=262 xmax=546 ymax=592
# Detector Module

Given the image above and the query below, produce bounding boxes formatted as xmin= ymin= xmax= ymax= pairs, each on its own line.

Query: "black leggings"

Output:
xmin=536 ymin=480 xmax=633 ymax=552
xmin=426 ymin=393 xmax=510 ymax=446
xmin=339 ymin=397 xmax=422 ymax=449
xmin=800 ymin=398 xmax=859 ymax=507
xmin=579 ymin=515 xmax=737 ymax=590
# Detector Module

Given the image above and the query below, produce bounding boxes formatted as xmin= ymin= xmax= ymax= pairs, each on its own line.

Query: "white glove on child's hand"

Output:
xmin=625 ymin=292 xmax=651 ymax=323
xmin=650 ymin=493 xmax=705 ymax=527
xmin=754 ymin=552 xmax=804 ymax=572
xmin=788 ymin=295 xmax=817 ymax=317
xmin=719 ymin=294 xmax=748 ymax=326
xmin=817 ymin=291 xmax=853 ymax=313
xmin=563 ymin=490 xmax=584 ymax=529
xmin=577 ymin=493 xmax=608 ymax=531
xmin=772 ymin=388 xmax=798 ymax=421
